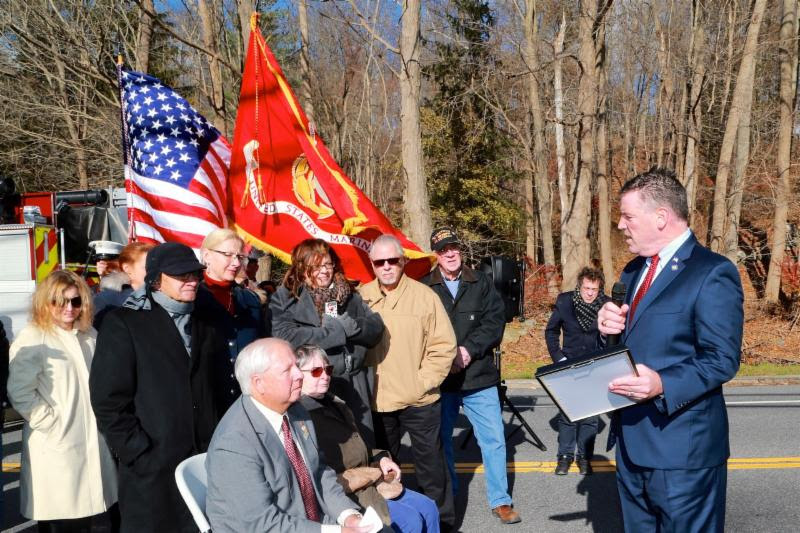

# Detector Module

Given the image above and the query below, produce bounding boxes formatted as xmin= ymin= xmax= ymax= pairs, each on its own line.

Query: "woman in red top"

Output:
xmin=198 ymin=229 xmax=268 ymax=411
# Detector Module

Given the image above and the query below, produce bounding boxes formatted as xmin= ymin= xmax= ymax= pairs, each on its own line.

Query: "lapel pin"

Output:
xmin=671 ymin=264 xmax=679 ymax=271
xmin=300 ymin=422 xmax=310 ymax=439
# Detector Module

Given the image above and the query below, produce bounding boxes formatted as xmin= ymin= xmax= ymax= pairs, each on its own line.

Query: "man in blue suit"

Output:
xmin=598 ymin=168 xmax=743 ymax=533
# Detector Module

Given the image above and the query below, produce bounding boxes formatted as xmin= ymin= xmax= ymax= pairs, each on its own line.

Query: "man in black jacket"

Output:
xmin=422 ymin=227 xmax=520 ymax=525
xmin=545 ymin=266 xmax=608 ymax=476
xmin=91 ymin=242 xmax=227 ymax=533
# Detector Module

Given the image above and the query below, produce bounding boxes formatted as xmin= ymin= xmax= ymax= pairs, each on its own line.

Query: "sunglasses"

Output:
xmin=54 ymin=296 xmax=82 ymax=308
xmin=371 ymin=257 xmax=402 ymax=267
xmin=302 ymin=365 xmax=334 ymax=378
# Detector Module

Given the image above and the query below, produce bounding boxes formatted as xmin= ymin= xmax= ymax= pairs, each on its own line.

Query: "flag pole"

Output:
xmin=116 ymin=55 xmax=136 ymax=242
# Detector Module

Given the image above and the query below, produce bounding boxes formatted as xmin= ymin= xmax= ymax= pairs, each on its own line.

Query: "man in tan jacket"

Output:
xmin=359 ymin=234 xmax=458 ymax=532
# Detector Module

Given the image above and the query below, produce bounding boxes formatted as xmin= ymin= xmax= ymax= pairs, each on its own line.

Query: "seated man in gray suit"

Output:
xmin=206 ymin=338 xmax=369 ymax=532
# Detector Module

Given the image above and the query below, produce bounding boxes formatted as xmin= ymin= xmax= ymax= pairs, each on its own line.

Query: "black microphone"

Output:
xmin=606 ymin=282 xmax=627 ymax=346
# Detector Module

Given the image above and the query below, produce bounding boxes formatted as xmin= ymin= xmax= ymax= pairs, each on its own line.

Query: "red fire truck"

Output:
xmin=0 ymin=178 xmax=127 ymax=340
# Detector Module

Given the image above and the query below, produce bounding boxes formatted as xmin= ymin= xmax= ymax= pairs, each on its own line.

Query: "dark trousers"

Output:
xmin=556 ymin=412 xmax=598 ymax=459
xmin=375 ymin=401 xmax=455 ymax=528
xmin=37 ymin=504 xmax=120 ymax=533
xmin=616 ymin=444 xmax=727 ymax=533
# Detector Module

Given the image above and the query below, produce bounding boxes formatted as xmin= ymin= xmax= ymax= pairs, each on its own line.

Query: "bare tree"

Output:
xmin=709 ymin=0 xmax=767 ymax=254
xmin=553 ymin=11 xmax=568 ymax=223
xmin=237 ymin=0 xmax=255 ymax=55
xmin=683 ymin=0 xmax=707 ymax=227
xmin=596 ymin=14 xmax=614 ymax=286
xmin=196 ymin=0 xmax=228 ymax=135
xmin=398 ymin=0 xmax=431 ymax=248
xmin=765 ymin=0 xmax=799 ymax=304
xmin=135 ymin=0 xmax=155 ymax=72
xmin=560 ymin=0 xmax=611 ymax=290
xmin=522 ymin=0 xmax=556 ymax=294
xmin=297 ymin=0 xmax=316 ymax=122
xmin=342 ymin=0 xmax=431 ymax=248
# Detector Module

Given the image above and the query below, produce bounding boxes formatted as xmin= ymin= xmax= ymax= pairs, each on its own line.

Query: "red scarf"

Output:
xmin=204 ymin=273 xmax=235 ymax=314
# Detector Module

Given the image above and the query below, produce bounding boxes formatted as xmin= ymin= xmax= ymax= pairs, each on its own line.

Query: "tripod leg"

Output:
xmin=503 ymin=395 xmax=547 ymax=451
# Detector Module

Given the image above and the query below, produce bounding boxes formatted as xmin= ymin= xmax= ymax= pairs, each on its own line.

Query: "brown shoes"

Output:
xmin=492 ymin=505 xmax=522 ymax=524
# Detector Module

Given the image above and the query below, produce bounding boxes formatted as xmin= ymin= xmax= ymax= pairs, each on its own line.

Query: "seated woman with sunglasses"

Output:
xmin=8 ymin=270 xmax=119 ymax=532
xmin=271 ymin=239 xmax=384 ymax=447
xmin=198 ymin=228 xmax=269 ymax=412
xmin=297 ymin=345 xmax=439 ymax=533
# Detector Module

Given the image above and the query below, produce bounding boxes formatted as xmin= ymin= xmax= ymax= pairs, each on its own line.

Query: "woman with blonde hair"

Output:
xmin=270 ymin=238 xmax=384 ymax=447
xmin=197 ymin=228 xmax=267 ymax=412
xmin=8 ymin=269 xmax=118 ymax=532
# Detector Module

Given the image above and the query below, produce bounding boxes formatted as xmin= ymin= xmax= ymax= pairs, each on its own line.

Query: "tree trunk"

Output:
xmin=297 ymin=0 xmax=316 ymax=123
xmin=723 ymin=109 xmax=752 ymax=261
xmin=257 ymin=254 xmax=272 ymax=283
xmin=554 ymin=12 xmax=568 ymax=223
xmin=596 ymin=19 xmax=614 ymax=287
xmin=683 ymin=0 xmax=707 ymax=228
xmin=561 ymin=0 xmax=600 ymax=290
xmin=523 ymin=0 xmax=556 ymax=294
xmin=197 ymin=0 xmax=227 ymax=135
xmin=135 ymin=0 xmax=154 ymax=72
xmin=765 ymin=0 xmax=799 ymax=304
xmin=622 ymin=101 xmax=632 ymax=177
xmin=674 ymin=82 xmax=687 ymax=182
xmin=635 ymin=99 xmax=648 ymax=171
xmin=238 ymin=1 xmax=255 ymax=63
xmin=709 ymin=0 xmax=766 ymax=253
xmin=399 ymin=0 xmax=431 ymax=249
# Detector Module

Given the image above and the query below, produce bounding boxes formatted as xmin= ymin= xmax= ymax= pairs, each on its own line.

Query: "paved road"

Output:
xmin=3 ymin=383 xmax=799 ymax=532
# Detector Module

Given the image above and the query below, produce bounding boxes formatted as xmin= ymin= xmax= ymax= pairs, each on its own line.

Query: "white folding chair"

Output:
xmin=175 ymin=453 xmax=212 ymax=533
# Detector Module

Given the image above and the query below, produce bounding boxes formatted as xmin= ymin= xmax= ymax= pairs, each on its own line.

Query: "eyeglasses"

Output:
xmin=169 ymin=271 xmax=202 ymax=282
xmin=301 ymin=365 xmax=334 ymax=378
xmin=54 ymin=296 xmax=82 ymax=308
xmin=371 ymin=257 xmax=402 ymax=267
xmin=312 ymin=262 xmax=335 ymax=272
xmin=211 ymin=249 xmax=248 ymax=263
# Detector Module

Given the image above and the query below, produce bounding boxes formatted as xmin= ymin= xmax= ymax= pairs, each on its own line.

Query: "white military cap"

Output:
xmin=89 ymin=240 xmax=124 ymax=260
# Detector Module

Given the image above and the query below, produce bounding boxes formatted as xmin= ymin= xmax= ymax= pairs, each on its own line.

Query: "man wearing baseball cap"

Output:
xmin=91 ymin=242 xmax=228 ymax=532
xmin=423 ymin=227 xmax=520 ymax=525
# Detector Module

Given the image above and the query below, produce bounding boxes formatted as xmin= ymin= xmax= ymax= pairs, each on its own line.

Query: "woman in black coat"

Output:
xmin=196 ymin=228 xmax=268 ymax=412
xmin=544 ymin=266 xmax=609 ymax=476
xmin=270 ymin=239 xmax=384 ymax=447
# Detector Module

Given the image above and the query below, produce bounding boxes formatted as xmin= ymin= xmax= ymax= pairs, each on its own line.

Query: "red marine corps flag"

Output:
xmin=228 ymin=16 xmax=433 ymax=283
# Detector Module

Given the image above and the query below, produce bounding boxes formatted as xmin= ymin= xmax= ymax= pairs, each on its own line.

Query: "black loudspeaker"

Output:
xmin=479 ymin=256 xmax=525 ymax=322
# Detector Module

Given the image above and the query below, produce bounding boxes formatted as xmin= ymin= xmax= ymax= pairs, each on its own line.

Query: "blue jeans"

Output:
xmin=387 ymin=488 xmax=440 ymax=533
xmin=440 ymin=386 xmax=512 ymax=509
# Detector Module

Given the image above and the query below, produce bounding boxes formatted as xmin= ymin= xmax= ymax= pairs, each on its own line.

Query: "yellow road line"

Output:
xmin=398 ymin=457 xmax=800 ymax=474
xmin=4 ymin=457 xmax=798 ymax=474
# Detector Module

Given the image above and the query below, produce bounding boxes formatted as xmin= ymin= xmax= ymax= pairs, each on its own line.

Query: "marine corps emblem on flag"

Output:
xmin=292 ymin=155 xmax=334 ymax=220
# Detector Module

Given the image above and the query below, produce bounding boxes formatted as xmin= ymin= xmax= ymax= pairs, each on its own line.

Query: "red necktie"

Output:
xmin=629 ymin=255 xmax=660 ymax=320
xmin=281 ymin=416 xmax=321 ymax=522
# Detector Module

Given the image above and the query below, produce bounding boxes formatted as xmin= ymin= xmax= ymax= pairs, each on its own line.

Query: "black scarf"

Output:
xmin=572 ymin=288 xmax=606 ymax=332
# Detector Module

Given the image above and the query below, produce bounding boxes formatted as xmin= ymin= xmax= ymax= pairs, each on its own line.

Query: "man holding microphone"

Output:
xmin=598 ymin=168 xmax=743 ymax=533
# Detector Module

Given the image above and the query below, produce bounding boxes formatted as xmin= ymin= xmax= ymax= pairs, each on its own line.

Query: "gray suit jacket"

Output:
xmin=205 ymin=396 xmax=359 ymax=532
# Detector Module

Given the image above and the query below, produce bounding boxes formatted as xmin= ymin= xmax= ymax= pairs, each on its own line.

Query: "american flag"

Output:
xmin=119 ymin=69 xmax=230 ymax=249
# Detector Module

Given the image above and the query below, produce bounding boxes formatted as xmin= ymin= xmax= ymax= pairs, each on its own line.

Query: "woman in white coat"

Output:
xmin=8 ymin=270 xmax=118 ymax=532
